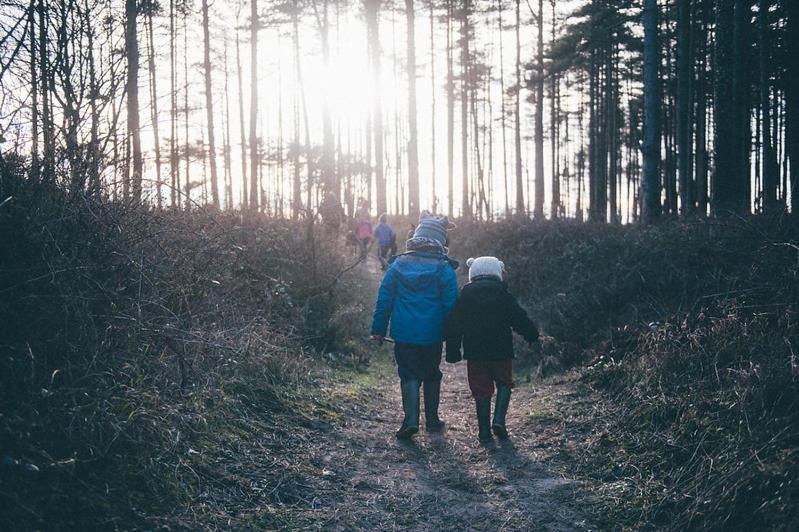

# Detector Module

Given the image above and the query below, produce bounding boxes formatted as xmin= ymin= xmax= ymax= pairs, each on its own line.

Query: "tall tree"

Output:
xmin=405 ymin=0 xmax=420 ymax=218
xmin=759 ymin=0 xmax=777 ymax=212
xmin=788 ymin=0 xmax=799 ymax=214
xmin=236 ymin=30 xmax=247 ymax=207
xmin=533 ymin=0 xmax=544 ymax=219
xmin=249 ymin=0 xmax=259 ymax=210
xmin=169 ymin=0 xmax=178 ymax=208
xmin=126 ymin=0 xmax=143 ymax=203
xmin=429 ymin=0 xmax=436 ymax=212
xmin=366 ymin=0 xmax=386 ymax=215
xmin=676 ymin=0 xmax=692 ymax=215
xmin=146 ymin=7 xmax=162 ymax=208
xmin=202 ymin=0 xmax=220 ymax=208
xmin=514 ymin=0 xmax=523 ymax=215
xmin=642 ymin=0 xmax=661 ymax=223
xmin=446 ymin=0 xmax=454 ymax=216
xmin=460 ymin=0 xmax=471 ymax=218
xmin=497 ymin=0 xmax=509 ymax=215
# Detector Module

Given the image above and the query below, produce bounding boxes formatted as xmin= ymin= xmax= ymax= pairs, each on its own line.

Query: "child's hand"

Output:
xmin=370 ymin=334 xmax=384 ymax=345
xmin=538 ymin=334 xmax=555 ymax=344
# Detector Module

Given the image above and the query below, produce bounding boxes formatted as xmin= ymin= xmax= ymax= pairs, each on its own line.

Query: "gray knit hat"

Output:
xmin=466 ymin=256 xmax=504 ymax=281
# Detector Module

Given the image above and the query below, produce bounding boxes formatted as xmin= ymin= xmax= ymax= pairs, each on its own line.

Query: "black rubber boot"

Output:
xmin=492 ymin=386 xmax=512 ymax=439
xmin=423 ymin=380 xmax=445 ymax=431
xmin=396 ymin=380 xmax=420 ymax=439
xmin=475 ymin=399 xmax=493 ymax=443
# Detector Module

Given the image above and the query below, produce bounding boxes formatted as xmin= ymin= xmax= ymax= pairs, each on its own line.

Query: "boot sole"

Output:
xmin=396 ymin=427 xmax=419 ymax=439
xmin=492 ymin=425 xmax=508 ymax=439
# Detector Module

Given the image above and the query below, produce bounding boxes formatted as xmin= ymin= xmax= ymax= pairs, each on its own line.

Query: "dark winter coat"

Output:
xmin=444 ymin=276 xmax=538 ymax=362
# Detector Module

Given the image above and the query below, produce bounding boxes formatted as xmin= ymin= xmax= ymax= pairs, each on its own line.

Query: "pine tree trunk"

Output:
xmin=39 ymin=0 xmax=53 ymax=180
xmin=787 ymin=0 xmax=799 ymax=214
xmin=30 ymin=2 xmax=39 ymax=180
xmin=446 ymin=0 xmax=454 ymax=217
xmin=236 ymin=32 xmax=247 ymax=207
xmin=533 ymin=0 xmax=544 ymax=219
xmin=169 ymin=0 xmax=178 ymax=208
xmin=642 ymin=0 xmax=661 ymax=223
xmin=223 ymin=36 xmax=233 ymax=210
xmin=549 ymin=0 xmax=559 ymax=219
xmin=676 ymin=0 xmax=692 ymax=215
xmin=86 ymin=5 xmax=100 ymax=195
xmin=147 ymin=12 xmax=163 ymax=209
xmin=201 ymin=0 xmax=220 ymax=208
xmin=405 ymin=0 xmax=420 ymax=218
xmin=759 ymin=0 xmax=777 ymax=212
xmin=498 ymin=0 xmax=509 ymax=216
xmin=366 ymin=0 xmax=386 ymax=215
xmin=514 ymin=0 xmax=524 ymax=215
xmin=249 ymin=0 xmax=259 ymax=211
xmin=429 ymin=0 xmax=436 ymax=212
xmin=126 ymin=0 xmax=143 ymax=203
xmin=733 ymin=0 xmax=751 ymax=213
xmin=183 ymin=10 xmax=191 ymax=210
xmin=460 ymin=0 xmax=471 ymax=218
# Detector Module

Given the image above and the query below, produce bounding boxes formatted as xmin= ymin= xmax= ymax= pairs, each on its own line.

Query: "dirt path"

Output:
xmin=259 ymin=256 xmax=595 ymax=530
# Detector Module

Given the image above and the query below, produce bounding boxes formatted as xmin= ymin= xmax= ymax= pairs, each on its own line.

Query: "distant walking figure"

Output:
xmin=354 ymin=202 xmax=373 ymax=260
xmin=374 ymin=214 xmax=397 ymax=271
xmin=371 ymin=213 xmax=459 ymax=439
xmin=445 ymin=256 xmax=539 ymax=443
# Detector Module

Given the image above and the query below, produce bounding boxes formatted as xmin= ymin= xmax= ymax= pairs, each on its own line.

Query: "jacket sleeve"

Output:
xmin=507 ymin=294 xmax=539 ymax=343
xmin=370 ymin=267 xmax=397 ymax=336
xmin=439 ymin=264 xmax=459 ymax=316
xmin=444 ymin=294 xmax=464 ymax=362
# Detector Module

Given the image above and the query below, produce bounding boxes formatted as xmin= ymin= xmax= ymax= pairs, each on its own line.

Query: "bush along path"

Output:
xmin=250 ymin=256 xmax=596 ymax=530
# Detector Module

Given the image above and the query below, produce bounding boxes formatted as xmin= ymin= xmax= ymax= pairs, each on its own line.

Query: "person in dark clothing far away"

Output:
xmin=371 ymin=213 xmax=459 ymax=439
xmin=373 ymin=213 xmax=397 ymax=271
xmin=445 ymin=256 xmax=539 ymax=443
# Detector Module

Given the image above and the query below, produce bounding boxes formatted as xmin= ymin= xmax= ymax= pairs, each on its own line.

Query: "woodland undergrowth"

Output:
xmin=454 ymin=216 xmax=799 ymax=530
xmin=0 ymin=157 xmax=358 ymax=530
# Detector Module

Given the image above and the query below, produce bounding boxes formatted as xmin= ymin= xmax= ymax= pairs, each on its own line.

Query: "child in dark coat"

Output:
xmin=445 ymin=256 xmax=539 ymax=442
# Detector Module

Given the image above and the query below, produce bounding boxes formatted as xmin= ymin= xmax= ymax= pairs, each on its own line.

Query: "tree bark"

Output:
xmin=169 ymin=0 xmax=178 ymax=208
xmin=202 ymin=0 xmax=220 ymax=208
xmin=676 ymin=0 xmax=692 ymax=215
xmin=126 ymin=0 xmax=143 ymax=203
xmin=446 ymin=0 xmax=454 ymax=217
xmin=759 ymin=0 xmax=777 ymax=212
xmin=366 ymin=0 xmax=385 ymax=215
xmin=787 ymin=0 xmax=799 ymax=214
xmin=147 ymin=10 xmax=162 ymax=208
xmin=460 ymin=0 xmax=471 ymax=218
xmin=533 ymin=0 xmax=544 ymax=219
xmin=249 ymin=0 xmax=259 ymax=211
xmin=642 ymin=0 xmax=661 ymax=223
xmin=514 ymin=0 xmax=524 ymax=215
xmin=405 ymin=0 xmax=420 ymax=218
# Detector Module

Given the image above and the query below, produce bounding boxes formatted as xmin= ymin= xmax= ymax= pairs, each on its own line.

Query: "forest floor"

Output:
xmin=235 ymin=256 xmax=600 ymax=530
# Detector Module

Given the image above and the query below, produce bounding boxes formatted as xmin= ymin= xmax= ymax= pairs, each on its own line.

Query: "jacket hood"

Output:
xmin=462 ymin=277 xmax=507 ymax=304
xmin=393 ymin=254 xmax=447 ymax=292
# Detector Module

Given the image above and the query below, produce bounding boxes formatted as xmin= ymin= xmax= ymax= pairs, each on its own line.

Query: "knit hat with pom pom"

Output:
xmin=466 ymin=256 xmax=504 ymax=282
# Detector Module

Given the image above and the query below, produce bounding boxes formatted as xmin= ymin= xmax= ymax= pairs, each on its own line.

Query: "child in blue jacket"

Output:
xmin=373 ymin=213 xmax=397 ymax=271
xmin=371 ymin=213 xmax=459 ymax=439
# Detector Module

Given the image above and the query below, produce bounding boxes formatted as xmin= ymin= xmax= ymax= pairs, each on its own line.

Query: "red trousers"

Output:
xmin=467 ymin=359 xmax=514 ymax=400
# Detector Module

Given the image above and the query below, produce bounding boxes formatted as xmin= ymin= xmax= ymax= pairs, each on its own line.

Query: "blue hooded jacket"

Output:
xmin=371 ymin=252 xmax=459 ymax=345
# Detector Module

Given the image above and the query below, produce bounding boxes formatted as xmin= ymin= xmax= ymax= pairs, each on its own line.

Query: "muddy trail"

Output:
xmin=255 ymin=256 xmax=597 ymax=530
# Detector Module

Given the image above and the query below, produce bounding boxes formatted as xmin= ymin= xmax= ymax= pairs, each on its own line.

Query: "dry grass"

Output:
xmin=451 ymin=215 xmax=799 ymax=530
xmin=0 ymin=157 xmax=354 ymax=529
